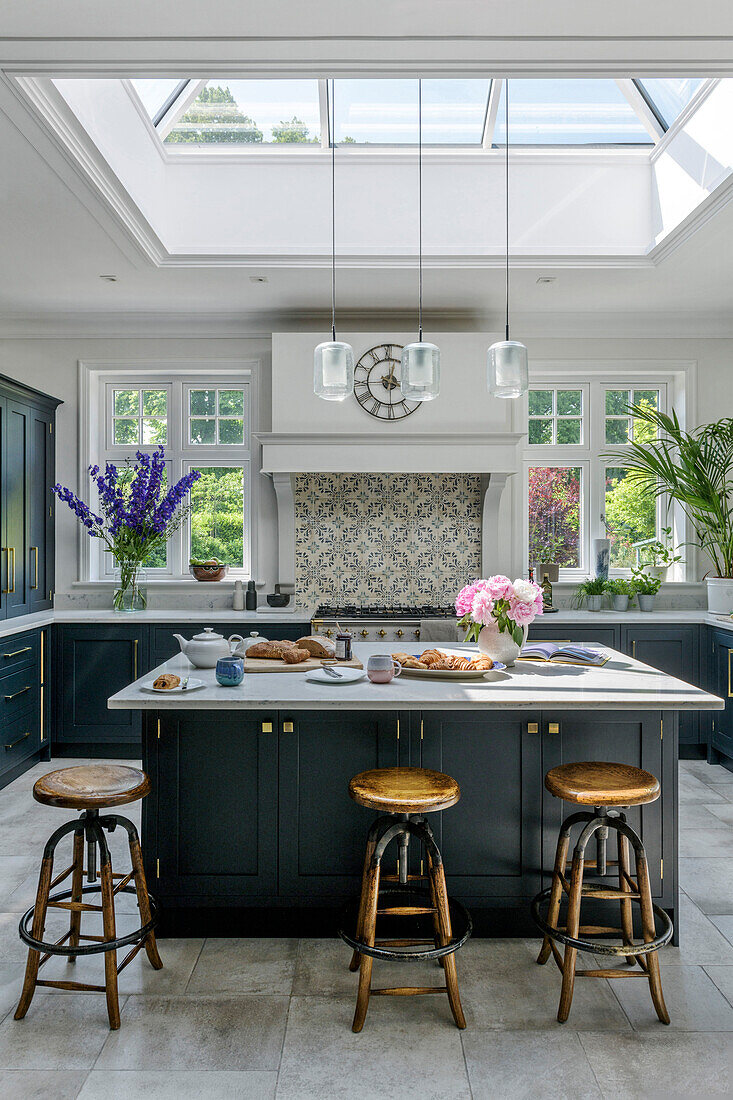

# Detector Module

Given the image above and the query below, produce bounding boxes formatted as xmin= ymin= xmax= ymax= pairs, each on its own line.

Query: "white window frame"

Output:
xmin=79 ymin=360 xmax=259 ymax=584
xmin=521 ymin=364 xmax=690 ymax=581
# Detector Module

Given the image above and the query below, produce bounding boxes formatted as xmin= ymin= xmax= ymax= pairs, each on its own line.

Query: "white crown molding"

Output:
xmin=648 ymin=170 xmax=733 ymax=265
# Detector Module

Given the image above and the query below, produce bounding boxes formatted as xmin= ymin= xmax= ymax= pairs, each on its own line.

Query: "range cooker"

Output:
xmin=310 ymin=604 xmax=456 ymax=642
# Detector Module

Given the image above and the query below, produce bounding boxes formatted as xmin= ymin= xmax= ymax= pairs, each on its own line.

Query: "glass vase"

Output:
xmin=112 ymin=562 xmax=148 ymax=613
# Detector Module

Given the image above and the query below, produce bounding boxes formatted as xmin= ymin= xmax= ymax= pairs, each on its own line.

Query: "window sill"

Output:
xmin=72 ymin=578 xmax=265 ymax=589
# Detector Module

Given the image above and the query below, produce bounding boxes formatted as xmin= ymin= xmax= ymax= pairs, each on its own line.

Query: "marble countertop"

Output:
xmin=107 ymin=642 xmax=724 ymax=713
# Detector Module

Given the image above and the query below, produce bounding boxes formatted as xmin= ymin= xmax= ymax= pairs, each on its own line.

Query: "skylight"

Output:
xmin=332 ymin=79 xmax=491 ymax=145
xmin=163 ymin=79 xmax=322 ymax=145
xmin=493 ymin=80 xmax=652 ymax=145
xmin=636 ymin=78 xmax=704 ymax=127
xmin=133 ymin=79 xmax=187 ymax=124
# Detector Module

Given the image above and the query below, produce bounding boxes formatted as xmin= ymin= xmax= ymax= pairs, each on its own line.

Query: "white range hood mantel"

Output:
xmin=256 ymin=432 xmax=523 ymax=594
xmin=256 ymin=432 xmax=524 ymax=474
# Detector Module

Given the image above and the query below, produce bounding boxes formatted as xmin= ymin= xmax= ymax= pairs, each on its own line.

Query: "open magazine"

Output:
xmin=517 ymin=642 xmax=610 ymax=667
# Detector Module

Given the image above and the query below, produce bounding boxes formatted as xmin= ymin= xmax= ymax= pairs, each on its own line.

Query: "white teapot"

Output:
xmin=230 ymin=631 xmax=268 ymax=658
xmin=173 ymin=628 xmax=246 ymax=669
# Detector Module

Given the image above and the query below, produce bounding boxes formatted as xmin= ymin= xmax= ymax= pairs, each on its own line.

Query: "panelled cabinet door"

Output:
xmin=278 ymin=710 xmax=399 ymax=897
xmin=528 ymin=624 xmax=619 ymax=648
xmin=541 ymin=712 xmax=666 ymax=899
xmin=154 ymin=712 xmax=278 ymax=899
xmin=3 ymin=399 xmax=31 ymax=618
xmin=56 ymin=626 xmax=147 ymax=744
xmin=623 ymin=625 xmax=700 ymax=745
xmin=28 ymin=410 xmax=54 ymax=613
xmin=420 ymin=711 xmax=543 ymax=900
xmin=711 ymin=633 xmax=733 ymax=760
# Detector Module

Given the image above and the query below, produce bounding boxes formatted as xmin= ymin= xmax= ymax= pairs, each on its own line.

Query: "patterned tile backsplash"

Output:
xmin=294 ymin=473 xmax=483 ymax=607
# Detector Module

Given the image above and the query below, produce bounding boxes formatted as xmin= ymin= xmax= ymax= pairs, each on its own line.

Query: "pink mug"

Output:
xmin=367 ymin=654 xmax=402 ymax=683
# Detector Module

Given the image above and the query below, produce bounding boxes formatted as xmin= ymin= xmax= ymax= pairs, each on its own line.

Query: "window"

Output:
xmin=164 ymin=80 xmax=322 ymax=145
xmin=525 ymin=377 xmax=669 ymax=576
xmin=493 ymin=80 xmax=652 ymax=145
xmin=636 ymin=79 xmax=704 ymax=127
xmin=97 ymin=371 xmax=252 ymax=579
xmin=332 ymin=79 xmax=491 ymax=145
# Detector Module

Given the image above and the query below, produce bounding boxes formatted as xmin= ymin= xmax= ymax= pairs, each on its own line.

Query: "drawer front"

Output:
xmin=1 ymin=707 xmax=40 ymax=773
xmin=0 ymin=664 xmax=40 ymax=722
xmin=0 ymin=630 xmax=40 ymax=674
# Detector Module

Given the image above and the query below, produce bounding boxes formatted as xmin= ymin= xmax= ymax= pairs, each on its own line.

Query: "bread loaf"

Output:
xmin=281 ymin=646 xmax=310 ymax=664
xmin=247 ymin=641 xmax=291 ymax=660
xmin=296 ymin=635 xmax=336 ymax=659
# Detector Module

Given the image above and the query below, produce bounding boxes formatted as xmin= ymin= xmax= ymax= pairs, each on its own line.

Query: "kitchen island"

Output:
xmin=108 ymin=643 xmax=723 ymax=939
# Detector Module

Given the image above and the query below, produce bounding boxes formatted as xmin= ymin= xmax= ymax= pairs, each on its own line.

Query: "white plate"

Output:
xmin=140 ymin=677 xmax=206 ymax=694
xmin=399 ymin=663 xmax=506 ymax=681
xmin=305 ymin=667 xmax=366 ymax=685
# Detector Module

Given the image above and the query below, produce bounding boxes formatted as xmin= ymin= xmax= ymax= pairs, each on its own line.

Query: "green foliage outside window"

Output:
xmin=166 ymin=85 xmax=264 ymax=144
xmin=189 ymin=467 xmax=245 ymax=567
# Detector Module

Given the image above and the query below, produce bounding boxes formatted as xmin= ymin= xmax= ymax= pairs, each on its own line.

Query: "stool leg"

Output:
xmin=425 ymin=847 xmax=444 ymax=967
xmin=636 ymin=849 xmax=670 ymax=1025
xmin=67 ymin=826 xmax=85 ymax=962
xmin=125 ymin=823 xmax=163 ymax=971
xmin=352 ymin=855 xmax=381 ymax=1033
xmin=617 ymin=831 xmax=636 ymax=966
xmin=89 ymin=820 xmax=121 ymax=1031
xmin=14 ymin=856 xmax=53 ymax=1020
xmin=558 ymin=850 xmax=584 ymax=1024
xmin=349 ymin=818 xmax=385 ymax=973
xmin=538 ymin=828 xmax=571 ymax=966
xmin=430 ymin=857 xmax=467 ymax=1030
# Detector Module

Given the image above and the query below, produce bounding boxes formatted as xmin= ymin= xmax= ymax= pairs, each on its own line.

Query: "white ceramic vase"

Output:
xmin=477 ymin=622 xmax=528 ymax=667
xmin=706 ymin=577 xmax=733 ymax=614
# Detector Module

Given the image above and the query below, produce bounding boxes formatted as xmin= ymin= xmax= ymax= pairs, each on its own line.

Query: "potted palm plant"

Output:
xmin=612 ymin=406 xmax=733 ymax=613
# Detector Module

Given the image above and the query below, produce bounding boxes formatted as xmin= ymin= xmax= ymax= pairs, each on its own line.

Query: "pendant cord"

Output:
xmin=504 ymin=78 xmax=510 ymax=343
xmin=418 ymin=77 xmax=423 ymax=342
xmin=331 ymin=78 xmax=336 ymax=343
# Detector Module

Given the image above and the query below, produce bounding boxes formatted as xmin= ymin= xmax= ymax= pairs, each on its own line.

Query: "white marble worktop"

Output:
xmin=107 ymin=642 xmax=724 ymax=713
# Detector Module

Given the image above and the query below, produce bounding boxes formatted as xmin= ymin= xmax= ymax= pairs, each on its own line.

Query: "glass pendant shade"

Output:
xmin=400 ymin=341 xmax=441 ymax=401
xmin=314 ymin=340 xmax=354 ymax=401
xmin=487 ymin=339 xmax=529 ymax=399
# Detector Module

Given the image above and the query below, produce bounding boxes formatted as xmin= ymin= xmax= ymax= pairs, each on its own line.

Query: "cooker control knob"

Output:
xmin=396 ymin=629 xmax=404 ymax=639
xmin=324 ymin=628 xmax=333 ymax=638
xmin=378 ymin=629 xmax=386 ymax=638
xmin=413 ymin=628 xmax=421 ymax=639
xmin=360 ymin=629 xmax=369 ymax=638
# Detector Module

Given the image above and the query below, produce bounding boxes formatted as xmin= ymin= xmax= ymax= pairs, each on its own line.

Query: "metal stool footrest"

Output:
xmin=531 ymin=885 xmax=673 ymax=957
xmin=19 ymin=883 xmax=159 ymax=958
xmin=339 ymin=884 xmax=472 ymax=962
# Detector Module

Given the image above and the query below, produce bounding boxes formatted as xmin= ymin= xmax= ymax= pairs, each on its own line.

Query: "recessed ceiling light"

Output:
xmin=536 ymin=276 xmax=556 ymax=285
xmin=99 ymin=274 xmax=118 ymax=282
xmin=249 ymin=276 xmax=268 ymax=284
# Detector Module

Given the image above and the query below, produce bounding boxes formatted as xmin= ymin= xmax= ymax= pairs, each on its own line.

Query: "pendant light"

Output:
xmin=314 ymin=79 xmax=354 ymax=401
xmin=488 ymin=78 xmax=528 ymax=399
xmin=401 ymin=78 xmax=440 ymax=401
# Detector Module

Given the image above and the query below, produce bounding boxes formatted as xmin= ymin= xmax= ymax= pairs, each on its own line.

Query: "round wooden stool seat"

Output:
xmin=33 ymin=765 xmax=151 ymax=810
xmin=349 ymin=767 xmax=460 ymax=814
xmin=545 ymin=761 xmax=660 ymax=807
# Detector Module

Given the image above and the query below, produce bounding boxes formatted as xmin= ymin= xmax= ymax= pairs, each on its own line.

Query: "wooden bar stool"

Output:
xmin=339 ymin=766 xmax=471 ymax=1033
xmin=532 ymin=761 xmax=672 ymax=1025
xmin=14 ymin=765 xmax=162 ymax=1030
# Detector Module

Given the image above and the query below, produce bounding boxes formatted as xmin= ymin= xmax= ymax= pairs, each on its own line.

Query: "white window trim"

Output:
xmin=518 ymin=360 xmax=695 ymax=582
xmin=78 ymin=359 xmax=260 ymax=585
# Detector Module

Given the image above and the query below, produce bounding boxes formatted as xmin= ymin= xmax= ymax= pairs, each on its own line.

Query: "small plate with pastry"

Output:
xmin=392 ymin=649 xmax=507 ymax=680
xmin=141 ymin=674 xmax=206 ymax=693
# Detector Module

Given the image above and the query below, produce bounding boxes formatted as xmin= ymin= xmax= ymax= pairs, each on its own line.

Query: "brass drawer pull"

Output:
xmin=5 ymin=730 xmax=31 ymax=751
xmin=527 ymin=722 xmax=539 ymax=734
xmin=30 ymin=546 xmax=39 ymax=590
xmin=3 ymin=646 xmax=32 ymax=659
xmin=5 ymin=686 xmax=31 ymax=701
xmin=262 ymin=721 xmax=273 ymax=733
xmin=729 ymin=649 xmax=733 ymax=698
xmin=283 ymin=721 xmax=294 ymax=733
xmin=133 ymin=638 xmax=138 ymax=680
xmin=548 ymin=722 xmax=560 ymax=735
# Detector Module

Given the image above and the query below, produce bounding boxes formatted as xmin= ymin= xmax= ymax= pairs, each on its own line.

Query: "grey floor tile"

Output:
xmin=681 ymin=760 xmax=733 ymax=785
xmin=187 ymin=937 xmax=297 ymax=996
xmin=679 ymin=857 xmax=733 ymax=915
xmin=0 ymin=856 xmax=37 ymax=902
xmin=277 ymin=994 xmax=470 ymax=1099
xmin=2 ymin=1070 xmax=87 ymax=1099
xmin=457 ymin=938 xmax=631 ymax=1031
xmin=705 ymin=802 xmax=733 ymax=825
xmin=579 ymin=1030 xmax=733 ymax=1098
xmin=462 ymin=1030 xmax=602 ymax=1099
xmin=678 ymin=776 xmax=729 ymax=804
xmin=653 ymin=892 xmax=733 ymax=966
xmin=0 ymin=993 xmax=126 ymax=1070
xmin=78 ymin=1069 xmax=277 ymax=1099
xmin=292 ymin=937 xmax=442 ymax=997
xmin=710 ymin=915 xmax=733 ymax=948
xmin=680 ymin=827 xmax=733 ymax=858
xmin=607 ymin=963 xmax=733 ymax=1031
xmin=95 ymin=995 xmax=289 ymax=1072
xmin=679 ymin=802 xmax=731 ymax=830
xmin=703 ymin=964 xmax=733 ymax=1008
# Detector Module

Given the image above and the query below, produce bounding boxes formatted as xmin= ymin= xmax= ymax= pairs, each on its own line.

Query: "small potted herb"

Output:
xmin=631 ymin=566 xmax=662 ymax=611
xmin=572 ymin=577 xmax=608 ymax=612
xmin=607 ymin=578 xmax=635 ymax=612
xmin=639 ymin=526 xmax=684 ymax=581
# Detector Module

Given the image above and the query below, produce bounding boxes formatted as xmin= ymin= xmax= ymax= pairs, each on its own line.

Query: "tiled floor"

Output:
xmin=1 ymin=758 xmax=733 ymax=1098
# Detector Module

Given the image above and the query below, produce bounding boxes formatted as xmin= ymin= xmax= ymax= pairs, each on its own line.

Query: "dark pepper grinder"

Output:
xmin=245 ymin=580 xmax=257 ymax=610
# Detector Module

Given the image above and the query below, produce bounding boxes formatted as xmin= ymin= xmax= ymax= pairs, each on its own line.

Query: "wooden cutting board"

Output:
xmin=243 ymin=655 xmax=363 ymax=674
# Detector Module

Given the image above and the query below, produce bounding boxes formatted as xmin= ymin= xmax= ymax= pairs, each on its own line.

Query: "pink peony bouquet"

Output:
xmin=455 ymin=575 xmax=544 ymax=645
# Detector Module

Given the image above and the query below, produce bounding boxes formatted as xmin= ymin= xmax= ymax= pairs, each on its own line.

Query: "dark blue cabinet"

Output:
xmin=622 ymin=624 xmax=700 ymax=746
xmin=0 ymin=627 xmax=45 ymax=789
xmin=528 ymin=622 xmax=619 ymax=647
xmin=710 ymin=630 xmax=733 ymax=764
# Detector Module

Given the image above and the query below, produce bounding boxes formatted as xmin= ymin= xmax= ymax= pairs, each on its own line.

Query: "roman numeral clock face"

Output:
xmin=353 ymin=344 xmax=421 ymax=421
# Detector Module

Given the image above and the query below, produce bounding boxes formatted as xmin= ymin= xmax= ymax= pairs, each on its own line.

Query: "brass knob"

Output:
xmin=413 ymin=628 xmax=421 ymax=639
xmin=324 ymin=628 xmax=333 ymax=638
xmin=360 ymin=629 xmax=369 ymax=638
xmin=378 ymin=629 xmax=386 ymax=638
xmin=548 ymin=722 xmax=560 ymax=735
xmin=283 ymin=721 xmax=294 ymax=733
xmin=396 ymin=629 xmax=404 ymax=639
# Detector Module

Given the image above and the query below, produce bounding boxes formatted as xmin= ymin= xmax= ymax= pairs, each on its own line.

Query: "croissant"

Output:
xmin=420 ymin=649 xmax=446 ymax=668
xmin=448 ymin=655 xmax=472 ymax=670
xmin=153 ymin=673 xmax=180 ymax=690
xmin=468 ymin=655 xmax=494 ymax=671
xmin=391 ymin=652 xmax=413 ymax=666
xmin=401 ymin=657 xmax=427 ymax=669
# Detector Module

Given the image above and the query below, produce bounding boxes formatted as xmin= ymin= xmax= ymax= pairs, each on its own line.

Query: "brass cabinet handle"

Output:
xmin=548 ymin=722 xmax=560 ymax=735
xmin=133 ymin=639 xmax=138 ymax=680
xmin=5 ymin=730 xmax=31 ymax=751
xmin=1 ymin=547 xmax=8 ymax=594
xmin=632 ymin=640 xmax=636 ymax=658
xmin=283 ymin=721 xmax=294 ymax=733
xmin=30 ymin=546 xmax=39 ymax=590
xmin=527 ymin=722 xmax=539 ymax=734
xmin=8 ymin=547 xmax=14 ymax=593
xmin=729 ymin=649 xmax=733 ymax=698
xmin=3 ymin=646 xmax=31 ymax=659
xmin=262 ymin=721 xmax=273 ymax=733
xmin=5 ymin=685 xmax=31 ymax=701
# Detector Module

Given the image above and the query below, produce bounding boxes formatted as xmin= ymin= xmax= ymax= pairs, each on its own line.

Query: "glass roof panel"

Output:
xmin=332 ymin=79 xmax=490 ymax=144
xmin=493 ymin=80 xmax=652 ymax=145
xmin=637 ymin=78 xmax=704 ymax=127
xmin=165 ymin=79 xmax=322 ymax=145
xmin=131 ymin=79 xmax=183 ymax=121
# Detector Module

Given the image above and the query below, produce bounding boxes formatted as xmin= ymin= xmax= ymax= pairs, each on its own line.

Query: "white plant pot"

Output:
xmin=706 ymin=577 xmax=733 ymax=614
xmin=647 ymin=565 xmax=667 ymax=580
xmin=612 ymin=594 xmax=629 ymax=612
xmin=586 ymin=595 xmax=603 ymax=612
xmin=637 ymin=594 xmax=656 ymax=612
xmin=477 ymin=622 xmax=528 ymax=667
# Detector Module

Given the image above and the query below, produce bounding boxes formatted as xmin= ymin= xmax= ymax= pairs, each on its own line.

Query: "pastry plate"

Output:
xmin=305 ymin=667 xmax=366 ymax=685
xmin=141 ymin=677 xmax=206 ymax=694
xmin=399 ymin=662 xmax=507 ymax=681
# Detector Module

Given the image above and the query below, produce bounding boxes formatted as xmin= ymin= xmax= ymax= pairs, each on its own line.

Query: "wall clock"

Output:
xmin=353 ymin=343 xmax=421 ymax=421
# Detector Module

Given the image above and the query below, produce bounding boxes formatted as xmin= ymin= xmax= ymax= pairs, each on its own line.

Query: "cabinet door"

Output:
xmin=2 ymin=399 xmax=31 ymax=618
xmin=711 ymin=633 xmax=733 ymax=761
xmin=278 ymin=710 xmax=399 ymax=897
xmin=155 ymin=712 xmax=278 ymax=898
xmin=623 ymin=625 xmax=700 ymax=745
xmin=28 ymin=409 xmax=54 ymax=613
xmin=528 ymin=623 xmax=619 ymax=647
xmin=56 ymin=626 xmax=147 ymax=745
xmin=420 ymin=711 xmax=543 ymax=900
xmin=542 ymin=712 xmax=665 ymax=898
